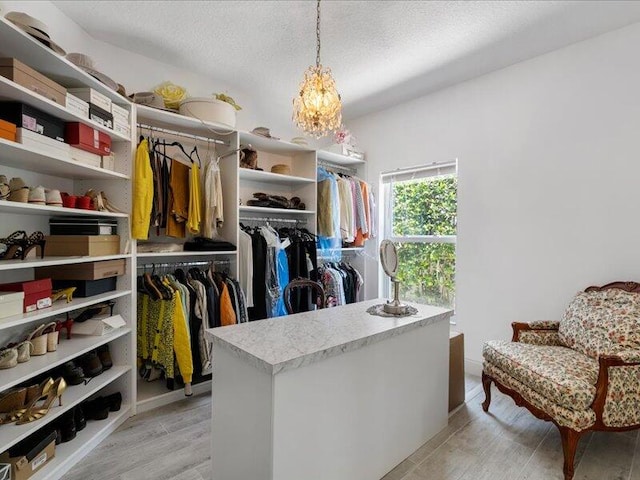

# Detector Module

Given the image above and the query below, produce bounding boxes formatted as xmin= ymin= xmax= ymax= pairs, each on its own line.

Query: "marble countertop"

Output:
xmin=205 ymin=299 xmax=453 ymax=375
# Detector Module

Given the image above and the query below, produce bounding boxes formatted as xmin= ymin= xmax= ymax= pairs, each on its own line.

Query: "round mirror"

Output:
xmin=380 ymin=240 xmax=399 ymax=280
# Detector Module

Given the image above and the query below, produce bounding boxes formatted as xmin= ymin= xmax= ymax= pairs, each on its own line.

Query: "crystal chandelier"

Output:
xmin=293 ymin=0 xmax=342 ymax=138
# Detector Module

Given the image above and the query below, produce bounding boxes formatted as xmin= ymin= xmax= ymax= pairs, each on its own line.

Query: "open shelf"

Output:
xmin=0 ymin=254 xmax=131 ymax=272
xmin=0 ymin=137 xmax=130 ymax=180
xmin=0 ymin=328 xmax=131 ymax=393
xmin=0 ymin=76 xmax=129 ymax=142
xmin=136 ymin=104 xmax=234 ymax=137
xmin=30 ymin=404 xmax=131 ymax=480
xmin=239 ymin=206 xmax=315 ymax=215
xmin=239 ymin=130 xmax=313 ymax=155
xmin=0 ymin=18 xmax=130 ymax=106
xmin=0 ymin=199 xmax=128 ymax=218
xmin=136 ymin=250 xmax=236 ymax=258
xmin=0 ymin=366 xmax=130 ymax=452
xmin=239 ymin=168 xmax=315 ymax=186
xmin=0 ymin=290 xmax=131 ymax=331
xmin=137 ymin=378 xmax=211 ymax=414
xmin=317 ymin=149 xmax=366 ymax=166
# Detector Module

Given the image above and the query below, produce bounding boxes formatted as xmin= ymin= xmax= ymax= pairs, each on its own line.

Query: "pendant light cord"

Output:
xmin=316 ymin=0 xmax=321 ymax=67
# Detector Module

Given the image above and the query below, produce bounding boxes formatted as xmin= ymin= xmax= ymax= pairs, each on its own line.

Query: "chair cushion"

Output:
xmin=559 ymin=289 xmax=640 ymax=358
xmin=483 ymin=340 xmax=598 ymax=411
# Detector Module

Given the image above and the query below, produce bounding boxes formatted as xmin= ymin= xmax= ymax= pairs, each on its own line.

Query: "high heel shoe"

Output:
xmin=51 ymin=287 xmax=76 ymax=304
xmin=0 ymin=347 xmax=18 ymax=369
xmin=20 ymin=231 xmax=45 ymax=260
xmin=56 ymin=317 xmax=74 ymax=340
xmin=0 ymin=377 xmax=54 ymax=424
xmin=26 ymin=324 xmax=48 ymax=356
xmin=0 ymin=388 xmax=26 ymax=414
xmin=16 ymin=377 xmax=66 ymax=425
xmin=15 ymin=340 xmax=33 ymax=363
xmin=42 ymin=322 xmax=59 ymax=352
xmin=0 ymin=230 xmax=27 ymax=260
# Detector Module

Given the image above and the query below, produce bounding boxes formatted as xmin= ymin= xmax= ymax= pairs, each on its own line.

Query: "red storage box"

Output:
xmin=64 ymin=122 xmax=111 ymax=155
xmin=0 ymin=278 xmax=52 ymax=313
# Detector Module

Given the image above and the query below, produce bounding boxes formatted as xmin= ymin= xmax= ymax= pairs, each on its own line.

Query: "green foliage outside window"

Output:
xmin=391 ymin=176 xmax=457 ymax=308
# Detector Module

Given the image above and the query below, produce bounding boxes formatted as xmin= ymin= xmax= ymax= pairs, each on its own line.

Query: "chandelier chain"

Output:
xmin=316 ymin=0 xmax=321 ymax=67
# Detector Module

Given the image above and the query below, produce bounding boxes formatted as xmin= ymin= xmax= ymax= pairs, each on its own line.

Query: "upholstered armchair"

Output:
xmin=482 ymin=281 xmax=640 ymax=480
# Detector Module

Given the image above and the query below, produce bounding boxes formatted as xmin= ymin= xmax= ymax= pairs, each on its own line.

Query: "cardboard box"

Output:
xmin=44 ymin=235 xmax=120 ymax=257
xmin=17 ymin=128 xmax=70 ymax=157
xmin=0 ymin=291 xmax=24 ymax=319
xmin=65 ymin=122 xmax=111 ymax=156
xmin=0 ymin=102 xmax=65 ymax=142
xmin=69 ymin=146 xmax=101 ymax=167
xmin=0 ymin=279 xmax=52 ymax=313
xmin=88 ymin=103 xmax=113 ymax=130
xmin=35 ymin=259 xmax=125 ymax=281
xmin=0 ymin=58 xmax=67 ymax=106
xmin=449 ymin=331 xmax=465 ymax=412
xmin=0 ymin=118 xmax=16 ymax=142
xmin=65 ymin=93 xmax=89 ymax=118
xmin=68 ymin=87 xmax=111 ymax=112
xmin=0 ymin=434 xmax=55 ymax=480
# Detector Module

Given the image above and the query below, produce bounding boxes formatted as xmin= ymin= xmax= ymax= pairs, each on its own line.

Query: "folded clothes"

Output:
xmin=183 ymin=237 xmax=236 ymax=252
xmin=137 ymin=242 xmax=184 ymax=253
xmin=248 ymin=193 xmax=306 ymax=210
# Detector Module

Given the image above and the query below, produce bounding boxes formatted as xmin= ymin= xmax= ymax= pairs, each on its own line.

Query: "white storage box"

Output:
xmin=113 ymin=119 xmax=130 ymax=137
xmin=0 ymin=291 xmax=25 ymax=320
xmin=70 ymin=146 xmax=101 ymax=167
xmin=179 ymin=97 xmax=236 ymax=128
xmin=16 ymin=128 xmax=70 ymax=156
xmin=102 ymin=153 xmax=116 ymax=171
xmin=68 ymin=88 xmax=111 ymax=112
xmin=66 ymin=93 xmax=89 ymax=118
xmin=73 ymin=313 xmax=125 ymax=336
xmin=111 ymin=103 xmax=129 ymax=122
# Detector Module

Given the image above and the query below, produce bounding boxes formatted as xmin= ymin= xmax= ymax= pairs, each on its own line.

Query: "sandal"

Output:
xmin=15 ymin=340 xmax=33 ymax=363
xmin=0 ymin=347 xmax=18 ymax=369
xmin=51 ymin=287 xmax=76 ymax=304
xmin=0 ymin=230 xmax=27 ymax=260
xmin=42 ymin=322 xmax=59 ymax=352
xmin=26 ymin=324 xmax=48 ymax=356
xmin=20 ymin=231 xmax=46 ymax=260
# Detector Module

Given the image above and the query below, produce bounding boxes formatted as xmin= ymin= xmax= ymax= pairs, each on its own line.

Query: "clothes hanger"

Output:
xmin=190 ymin=146 xmax=202 ymax=167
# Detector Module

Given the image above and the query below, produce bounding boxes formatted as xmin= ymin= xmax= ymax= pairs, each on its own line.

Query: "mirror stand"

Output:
xmin=384 ymin=278 xmax=409 ymax=315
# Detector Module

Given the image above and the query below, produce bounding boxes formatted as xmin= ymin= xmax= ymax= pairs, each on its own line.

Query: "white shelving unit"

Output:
xmin=137 ymin=251 xmax=237 ymax=258
xmin=0 ymin=16 xmax=135 ymax=480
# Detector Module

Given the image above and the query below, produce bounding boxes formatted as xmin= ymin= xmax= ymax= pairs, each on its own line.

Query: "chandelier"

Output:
xmin=292 ymin=0 xmax=342 ymax=138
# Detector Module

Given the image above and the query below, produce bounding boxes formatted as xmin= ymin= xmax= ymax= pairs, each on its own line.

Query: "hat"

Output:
xmin=251 ymin=127 xmax=279 ymax=140
xmin=5 ymin=12 xmax=66 ymax=55
xmin=66 ymin=53 xmax=118 ymax=91
xmin=129 ymin=91 xmax=172 ymax=111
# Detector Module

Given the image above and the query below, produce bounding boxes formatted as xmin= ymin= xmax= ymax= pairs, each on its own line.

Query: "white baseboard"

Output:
xmin=465 ymin=358 xmax=483 ymax=377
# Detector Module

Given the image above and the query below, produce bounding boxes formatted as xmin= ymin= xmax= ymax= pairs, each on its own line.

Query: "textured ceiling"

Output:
xmin=55 ymin=0 xmax=640 ymax=123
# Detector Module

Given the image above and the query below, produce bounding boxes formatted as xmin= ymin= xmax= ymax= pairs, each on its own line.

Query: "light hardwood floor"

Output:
xmin=63 ymin=376 xmax=639 ymax=480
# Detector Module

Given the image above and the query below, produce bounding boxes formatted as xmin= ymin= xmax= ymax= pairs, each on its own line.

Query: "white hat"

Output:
xmin=66 ymin=53 xmax=118 ymax=91
xmin=5 ymin=12 xmax=66 ymax=55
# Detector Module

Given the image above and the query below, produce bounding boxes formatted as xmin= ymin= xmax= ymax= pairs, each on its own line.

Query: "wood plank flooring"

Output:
xmin=63 ymin=375 xmax=640 ymax=480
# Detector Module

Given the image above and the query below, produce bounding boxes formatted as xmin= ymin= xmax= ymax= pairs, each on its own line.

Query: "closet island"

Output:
xmin=206 ymin=299 xmax=452 ymax=480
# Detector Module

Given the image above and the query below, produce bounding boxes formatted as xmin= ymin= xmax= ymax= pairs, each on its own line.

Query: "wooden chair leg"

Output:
xmin=481 ymin=371 xmax=492 ymax=412
xmin=558 ymin=426 xmax=582 ymax=480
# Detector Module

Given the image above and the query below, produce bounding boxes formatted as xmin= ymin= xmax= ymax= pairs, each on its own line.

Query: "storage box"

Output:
xmin=49 ymin=216 xmax=118 ymax=236
xmin=179 ymin=97 xmax=236 ymax=128
xmin=65 ymin=93 xmax=89 ymax=118
xmin=0 ymin=432 xmax=56 ymax=480
xmin=53 ymin=277 xmax=117 ymax=297
xmin=0 ymin=118 xmax=16 ymax=142
xmin=449 ymin=331 xmax=465 ymax=412
xmin=0 ymin=58 xmax=67 ymax=106
xmin=17 ymin=128 xmax=70 ymax=157
xmin=89 ymin=103 xmax=113 ymax=130
xmin=101 ymin=153 xmax=116 ymax=171
xmin=67 ymin=87 xmax=111 ymax=112
xmin=69 ymin=146 xmax=101 ymax=167
xmin=44 ymin=235 xmax=120 ymax=256
xmin=113 ymin=121 xmax=130 ymax=137
xmin=0 ymin=291 xmax=24 ymax=320
xmin=35 ymin=259 xmax=125 ymax=281
xmin=0 ymin=102 xmax=65 ymax=142
xmin=111 ymin=103 xmax=129 ymax=122
xmin=73 ymin=313 xmax=126 ymax=335
xmin=65 ymin=122 xmax=111 ymax=155
xmin=0 ymin=279 xmax=52 ymax=313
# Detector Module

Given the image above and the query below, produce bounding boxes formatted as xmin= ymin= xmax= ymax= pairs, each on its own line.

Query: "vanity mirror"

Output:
xmin=379 ymin=240 xmax=409 ymax=315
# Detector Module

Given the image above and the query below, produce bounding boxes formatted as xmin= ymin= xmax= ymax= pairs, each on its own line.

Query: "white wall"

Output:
xmin=349 ymin=22 xmax=640 ymax=369
xmin=0 ymin=0 xmax=292 ymax=135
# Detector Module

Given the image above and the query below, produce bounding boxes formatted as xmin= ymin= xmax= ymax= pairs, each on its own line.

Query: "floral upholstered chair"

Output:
xmin=482 ymin=281 xmax=640 ymax=480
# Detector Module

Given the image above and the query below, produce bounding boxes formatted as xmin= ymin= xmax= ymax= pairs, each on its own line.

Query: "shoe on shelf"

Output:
xmin=56 ymin=317 xmax=74 ymax=340
xmin=56 ymin=409 xmax=77 ymax=442
xmin=104 ymin=392 xmax=122 ymax=412
xmin=59 ymin=360 xmax=85 ymax=386
xmin=74 ymin=404 xmax=86 ymax=431
xmin=26 ymin=377 xmax=55 ymax=405
xmin=28 ymin=185 xmax=46 ymax=205
xmin=0 ymin=230 xmax=27 ymax=260
xmin=79 ymin=350 xmax=103 ymax=378
xmin=96 ymin=344 xmax=113 ymax=370
xmin=26 ymin=324 xmax=48 ymax=356
xmin=0 ymin=175 xmax=9 ymax=201
xmin=45 ymin=189 xmax=63 ymax=206
xmin=0 ymin=347 xmax=18 ymax=369
xmin=16 ymin=377 xmax=67 ymax=425
xmin=0 ymin=387 xmax=26 ymax=414
xmin=84 ymin=396 xmax=109 ymax=420
xmin=42 ymin=322 xmax=59 ymax=352
xmin=1 ymin=377 xmax=54 ymax=425
xmin=8 ymin=178 xmax=28 ymax=202
xmin=20 ymin=231 xmax=46 ymax=260
xmin=15 ymin=340 xmax=33 ymax=363
xmin=51 ymin=287 xmax=76 ymax=304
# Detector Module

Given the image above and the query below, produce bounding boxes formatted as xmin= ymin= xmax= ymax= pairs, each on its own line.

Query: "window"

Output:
xmin=381 ymin=162 xmax=457 ymax=308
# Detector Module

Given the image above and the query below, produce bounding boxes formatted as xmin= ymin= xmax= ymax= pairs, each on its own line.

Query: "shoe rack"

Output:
xmin=0 ymin=17 xmax=135 ymax=480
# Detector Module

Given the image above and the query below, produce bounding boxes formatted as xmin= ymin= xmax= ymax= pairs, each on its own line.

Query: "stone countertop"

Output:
xmin=205 ymin=299 xmax=453 ymax=375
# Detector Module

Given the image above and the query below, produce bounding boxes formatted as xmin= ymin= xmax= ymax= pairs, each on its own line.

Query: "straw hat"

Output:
xmin=270 ymin=164 xmax=291 ymax=175
xmin=66 ymin=53 xmax=118 ymax=91
xmin=5 ymin=12 xmax=66 ymax=55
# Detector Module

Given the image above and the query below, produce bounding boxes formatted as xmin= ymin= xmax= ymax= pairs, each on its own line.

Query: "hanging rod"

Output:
xmin=318 ymin=160 xmax=358 ymax=175
xmin=137 ymin=259 xmax=230 ymax=269
xmin=239 ymin=216 xmax=306 ymax=224
xmin=137 ymin=123 xmax=230 ymax=146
